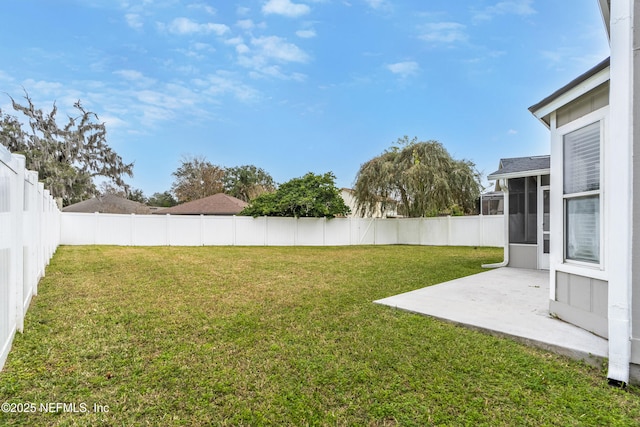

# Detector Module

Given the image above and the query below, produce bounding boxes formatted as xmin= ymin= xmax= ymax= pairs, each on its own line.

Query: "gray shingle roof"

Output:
xmin=62 ymin=194 xmax=152 ymax=214
xmin=154 ymin=193 xmax=248 ymax=215
xmin=488 ymin=155 xmax=550 ymax=180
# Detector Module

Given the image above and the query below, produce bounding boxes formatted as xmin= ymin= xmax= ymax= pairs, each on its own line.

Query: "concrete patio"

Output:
xmin=375 ymin=267 xmax=608 ymax=367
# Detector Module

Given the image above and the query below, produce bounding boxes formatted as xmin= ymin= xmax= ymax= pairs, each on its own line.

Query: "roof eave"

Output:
xmin=528 ymin=57 xmax=610 ymax=126
xmin=487 ymin=168 xmax=550 ymax=181
xmin=598 ymin=0 xmax=610 ymax=40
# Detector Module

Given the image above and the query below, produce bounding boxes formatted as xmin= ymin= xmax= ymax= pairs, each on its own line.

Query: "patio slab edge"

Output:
xmin=374 ymin=267 xmax=608 ymax=370
xmin=374 ymin=301 xmax=606 ymax=369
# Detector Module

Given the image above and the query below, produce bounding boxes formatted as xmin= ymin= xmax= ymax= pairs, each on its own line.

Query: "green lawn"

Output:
xmin=1 ymin=245 xmax=639 ymax=426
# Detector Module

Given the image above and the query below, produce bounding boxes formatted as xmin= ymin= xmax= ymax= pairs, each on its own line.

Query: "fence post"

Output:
xmin=93 ymin=212 xmax=99 ymax=245
xmin=129 ymin=213 xmax=135 ymax=246
xmin=264 ymin=216 xmax=268 ymax=246
xmin=165 ymin=214 xmax=170 ymax=246
xmin=0 ymin=147 xmax=60 ymax=372
xmin=232 ymin=215 xmax=237 ymax=246
xmin=200 ymin=214 xmax=204 ymax=246
xmin=322 ymin=217 xmax=326 ymax=246
xmin=13 ymin=155 xmax=25 ymax=333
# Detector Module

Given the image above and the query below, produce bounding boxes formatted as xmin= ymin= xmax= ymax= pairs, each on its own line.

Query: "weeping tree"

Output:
xmin=354 ymin=137 xmax=481 ymax=217
xmin=0 ymin=93 xmax=133 ymax=206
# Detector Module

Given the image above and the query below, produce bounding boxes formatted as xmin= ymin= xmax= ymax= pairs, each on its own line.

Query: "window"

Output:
xmin=481 ymin=197 xmax=503 ymax=215
xmin=563 ymin=122 xmax=600 ymax=263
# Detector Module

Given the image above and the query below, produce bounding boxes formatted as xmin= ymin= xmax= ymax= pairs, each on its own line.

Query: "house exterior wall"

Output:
xmin=340 ymin=189 xmax=397 ymax=218
xmin=607 ymin=0 xmax=635 ymax=384
xmin=508 ymin=244 xmax=537 ymax=269
xmin=556 ymin=82 xmax=609 ymax=127
xmin=551 ymin=272 xmax=608 ymax=338
xmin=547 ymin=90 xmax=609 ymax=346
xmin=531 ymin=0 xmax=638 ymax=385
xmin=630 ymin=0 xmax=640 ymax=377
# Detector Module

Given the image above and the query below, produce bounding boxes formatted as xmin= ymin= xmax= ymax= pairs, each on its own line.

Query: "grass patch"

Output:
xmin=0 ymin=245 xmax=639 ymax=426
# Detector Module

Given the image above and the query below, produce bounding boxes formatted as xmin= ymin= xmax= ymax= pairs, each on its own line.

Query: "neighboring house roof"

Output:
xmin=480 ymin=191 xmax=504 ymax=200
xmin=154 ymin=193 xmax=248 ymax=215
xmin=62 ymin=194 xmax=152 ymax=214
xmin=487 ymin=155 xmax=550 ymax=181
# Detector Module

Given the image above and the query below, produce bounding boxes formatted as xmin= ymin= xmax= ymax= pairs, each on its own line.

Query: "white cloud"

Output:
xmin=363 ymin=0 xmax=391 ymax=11
xmin=251 ymin=65 xmax=306 ymax=81
xmin=539 ymin=48 xmax=606 ymax=72
xmin=419 ymin=22 xmax=467 ymax=44
xmin=507 ymin=129 xmax=518 ymax=135
xmin=386 ymin=61 xmax=420 ymax=78
xmin=237 ymin=6 xmax=251 ymax=16
xmin=251 ymin=35 xmax=310 ymax=63
xmin=193 ymin=42 xmax=213 ymax=51
xmin=0 ymin=70 xmax=15 ymax=84
xmin=296 ymin=29 xmax=316 ymax=38
xmin=237 ymin=19 xmax=255 ymax=30
xmin=236 ymin=44 xmax=250 ymax=54
xmin=131 ymin=84 xmax=210 ymax=126
xmin=125 ymin=13 xmax=143 ymax=30
xmin=236 ymin=36 xmax=310 ymax=80
xmin=100 ymin=114 xmax=128 ymax=129
xmin=188 ymin=3 xmax=217 ymax=16
xmin=473 ymin=0 xmax=536 ymax=22
xmin=262 ymin=0 xmax=311 ymax=18
xmin=10 ymin=76 xmax=220 ymax=133
xmin=166 ymin=17 xmax=230 ymax=36
xmin=21 ymin=79 xmax=65 ymax=95
xmin=224 ymin=37 xmax=250 ymax=54
xmin=225 ymin=36 xmax=244 ymax=45
xmin=16 ymin=79 xmax=86 ymax=118
xmin=114 ymin=69 xmax=144 ymax=80
xmin=196 ymin=72 xmax=261 ymax=102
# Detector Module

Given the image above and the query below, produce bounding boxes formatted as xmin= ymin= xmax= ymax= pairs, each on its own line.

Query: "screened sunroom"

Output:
xmin=488 ymin=156 xmax=550 ymax=270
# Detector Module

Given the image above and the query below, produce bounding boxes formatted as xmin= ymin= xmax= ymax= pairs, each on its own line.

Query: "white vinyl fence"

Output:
xmin=0 ymin=144 xmax=504 ymax=372
xmin=60 ymin=213 xmax=504 ymax=247
xmin=0 ymin=145 xmax=60 ymax=371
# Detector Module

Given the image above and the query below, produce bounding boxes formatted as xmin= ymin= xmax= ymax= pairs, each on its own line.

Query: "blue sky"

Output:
xmin=0 ymin=0 xmax=609 ymax=196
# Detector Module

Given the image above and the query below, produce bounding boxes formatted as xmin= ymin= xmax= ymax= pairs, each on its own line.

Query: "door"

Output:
xmin=538 ymin=186 xmax=550 ymax=269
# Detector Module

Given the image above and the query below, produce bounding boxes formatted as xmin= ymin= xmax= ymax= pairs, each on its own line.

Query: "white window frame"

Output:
xmin=556 ymin=109 xmax=606 ymax=270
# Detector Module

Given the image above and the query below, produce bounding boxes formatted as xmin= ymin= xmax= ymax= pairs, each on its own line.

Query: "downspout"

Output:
xmin=483 ymin=178 xmax=509 ymax=268
xmin=606 ymin=0 xmax=633 ymax=387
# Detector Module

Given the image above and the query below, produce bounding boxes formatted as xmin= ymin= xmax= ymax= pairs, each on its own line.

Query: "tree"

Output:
xmin=354 ymin=137 xmax=481 ymax=217
xmin=224 ymin=165 xmax=276 ymax=202
xmin=171 ymin=155 xmax=225 ymax=203
xmin=0 ymin=93 xmax=133 ymax=206
xmin=241 ymin=172 xmax=350 ymax=218
xmin=127 ymin=188 xmax=147 ymax=204
xmin=148 ymin=191 xmax=178 ymax=207
xmin=99 ymin=182 xmax=147 ymax=203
